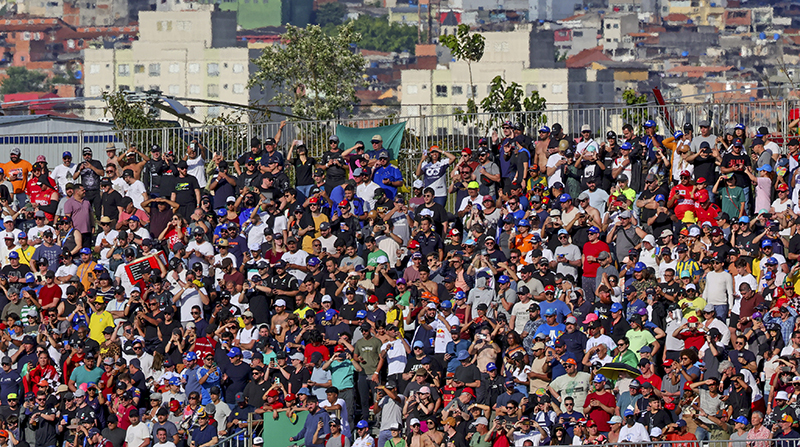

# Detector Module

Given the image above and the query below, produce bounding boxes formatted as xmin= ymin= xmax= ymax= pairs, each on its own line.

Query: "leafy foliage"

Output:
xmin=101 ymin=90 xmax=184 ymax=156
xmin=314 ymin=2 xmax=347 ymax=27
xmin=328 ymin=15 xmax=419 ymax=55
xmin=249 ymin=23 xmax=367 ymax=121
xmin=1 ymin=67 xmax=47 ymax=95
xmin=441 ymin=24 xmax=485 ymax=116
xmin=622 ymin=89 xmax=649 ymax=134
xmin=454 ymin=75 xmax=547 ymax=135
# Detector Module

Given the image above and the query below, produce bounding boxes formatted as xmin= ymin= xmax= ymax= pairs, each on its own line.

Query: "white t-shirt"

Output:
xmin=381 ymin=339 xmax=407 ymax=376
xmin=245 ymin=222 xmax=267 ymax=251
xmin=177 ymin=288 xmax=204 ymax=323
xmin=50 ymin=164 xmax=76 ymax=196
xmin=56 ymin=263 xmax=78 ymax=294
xmin=187 ymin=155 xmax=207 ymax=189
xmin=282 ymin=250 xmax=309 ymax=281
xmin=356 ymin=182 xmax=381 ymax=210
xmin=212 ymin=252 xmax=237 ymax=284
xmin=27 ymin=225 xmax=55 ymax=244
xmin=545 ymin=153 xmax=565 ymax=185
xmin=125 ymin=180 xmax=147 ymax=210
xmin=125 ymin=422 xmax=151 ymax=447
xmin=186 ymin=240 xmax=214 ymax=276
xmin=95 ymin=230 xmax=119 ymax=266
xmin=0 ymin=228 xmax=21 ymax=244
xmin=114 ymin=263 xmax=135 ymax=295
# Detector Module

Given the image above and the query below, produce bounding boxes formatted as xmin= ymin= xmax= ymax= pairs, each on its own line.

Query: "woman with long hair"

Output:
xmin=157 ymin=214 xmax=188 ymax=250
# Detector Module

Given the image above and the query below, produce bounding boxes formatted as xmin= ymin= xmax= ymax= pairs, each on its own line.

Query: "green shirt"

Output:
xmin=613 ymin=349 xmax=640 ymax=369
xmin=718 ymin=185 xmax=745 ymax=218
xmin=354 ymin=336 xmax=383 ymax=375
xmin=366 ymin=249 xmax=388 ymax=279
xmin=625 ymin=328 xmax=656 ymax=356
xmin=329 ymin=359 xmax=356 ymax=390
xmin=470 ymin=432 xmax=492 ymax=447
xmin=69 ymin=365 xmax=103 ymax=387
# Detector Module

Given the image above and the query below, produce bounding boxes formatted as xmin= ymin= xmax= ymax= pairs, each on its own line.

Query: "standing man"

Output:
xmin=51 ymin=151 xmax=76 ymax=197
xmin=170 ymin=161 xmax=201 ymax=220
xmin=72 ymin=147 xmax=104 ymax=219
xmin=2 ymin=148 xmax=32 ymax=208
xmin=63 ymin=185 xmax=94 ymax=248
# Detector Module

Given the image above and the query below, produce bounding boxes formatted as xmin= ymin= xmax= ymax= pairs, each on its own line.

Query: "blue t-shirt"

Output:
xmin=196 ymin=366 xmax=221 ymax=405
xmin=372 ymin=165 xmax=403 ymax=200
xmin=539 ymin=300 xmax=571 ymax=324
xmin=190 ymin=424 xmax=217 ymax=446
xmin=534 ymin=323 xmax=566 ymax=346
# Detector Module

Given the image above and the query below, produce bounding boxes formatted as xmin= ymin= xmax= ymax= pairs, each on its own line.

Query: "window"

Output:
xmin=169 ymin=85 xmax=180 ymax=95
xmin=67 ymin=39 xmax=75 ymax=49
xmin=452 ymin=85 xmax=463 ymax=95
xmin=233 ymin=83 xmax=245 ymax=94
xmin=89 ymin=64 xmax=100 ymax=73
xmin=189 ymin=84 xmax=201 ymax=95
xmin=169 ymin=63 xmax=180 ymax=73
xmin=119 ymin=85 xmax=129 ymax=91
xmin=552 ymin=84 xmax=563 ymax=94
xmin=406 ymin=84 xmax=418 ymax=95
xmin=467 ymin=85 xmax=477 ymax=98
xmin=89 ymin=85 xmax=101 ymax=95
xmin=207 ymin=84 xmax=219 ymax=97
xmin=134 ymin=64 xmax=145 ymax=74
xmin=149 ymin=63 xmax=160 ymax=76
xmin=613 ymin=23 xmax=619 ymax=28
xmin=606 ymin=24 xmax=611 ymax=29
xmin=157 ymin=20 xmax=172 ymax=31
xmin=435 ymin=85 xmax=447 ymax=97
xmin=233 ymin=63 xmax=244 ymax=73
xmin=188 ymin=63 xmax=200 ymax=73
xmin=134 ymin=86 xmax=144 ymax=92
xmin=176 ymin=20 xmax=191 ymax=31
xmin=207 ymin=63 xmax=220 ymax=76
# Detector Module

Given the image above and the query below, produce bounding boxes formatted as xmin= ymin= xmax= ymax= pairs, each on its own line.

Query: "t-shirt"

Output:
xmin=549 ymin=371 xmax=591 ymax=412
xmin=125 ymin=422 xmax=151 ymax=447
xmin=172 ymin=175 xmax=200 ymax=206
xmin=420 ymin=158 xmax=451 ymax=197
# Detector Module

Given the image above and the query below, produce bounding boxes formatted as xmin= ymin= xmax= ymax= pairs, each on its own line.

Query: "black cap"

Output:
xmin=177 ymin=160 xmax=188 ymax=169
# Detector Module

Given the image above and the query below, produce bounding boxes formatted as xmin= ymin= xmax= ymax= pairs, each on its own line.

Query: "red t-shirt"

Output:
xmin=584 ymin=390 xmax=616 ymax=432
xmin=194 ymin=336 xmax=217 ymax=359
xmin=677 ymin=329 xmax=705 ymax=351
xmin=636 ymin=374 xmax=662 ymax=390
xmin=304 ymin=343 xmax=330 ymax=362
xmin=38 ymin=284 xmax=62 ymax=309
xmin=582 ymin=240 xmax=611 ymax=278
xmin=694 ymin=203 xmax=721 ymax=225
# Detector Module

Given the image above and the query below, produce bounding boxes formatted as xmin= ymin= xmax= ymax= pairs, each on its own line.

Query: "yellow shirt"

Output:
xmin=678 ymin=296 xmax=707 ymax=320
xmin=12 ymin=246 xmax=36 ymax=267
xmin=88 ymin=310 xmax=115 ymax=343
xmin=76 ymin=261 xmax=97 ymax=291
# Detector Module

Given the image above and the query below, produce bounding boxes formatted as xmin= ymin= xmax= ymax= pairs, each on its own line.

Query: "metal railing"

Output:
xmin=212 ymin=428 xmax=250 ymax=447
xmin=4 ymin=99 xmax=799 ymax=202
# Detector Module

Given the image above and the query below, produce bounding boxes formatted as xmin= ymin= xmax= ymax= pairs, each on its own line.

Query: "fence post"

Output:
xmin=420 ymin=112 xmax=427 ymax=158
xmin=782 ymin=98 xmax=789 ymax=152
xmin=162 ymin=127 xmax=168 ymax=154
xmin=600 ymin=107 xmax=607 ymax=134
xmin=77 ymin=130 xmax=84 ymax=152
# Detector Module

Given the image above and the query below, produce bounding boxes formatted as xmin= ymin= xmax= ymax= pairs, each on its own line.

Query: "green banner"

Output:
xmin=335 ymin=122 xmax=407 ymax=160
xmin=261 ymin=410 xmax=308 ymax=446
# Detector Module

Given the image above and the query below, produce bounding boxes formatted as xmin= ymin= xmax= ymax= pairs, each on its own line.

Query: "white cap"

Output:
xmin=321 ymin=295 xmax=332 ymax=303
xmin=376 ymin=255 xmax=389 ymax=264
xmin=409 ymin=418 xmax=420 ymax=426
xmin=650 ymin=427 xmax=662 ymax=438
xmin=474 ymin=417 xmax=489 ymax=426
xmin=581 ymin=124 xmax=591 ymax=132
xmin=274 ymin=299 xmax=286 ymax=307
xmin=642 ymin=234 xmax=656 ymax=246
xmin=777 ymin=391 xmax=791 ymax=400
xmin=688 ymin=227 xmax=701 ymax=237
xmin=426 ymin=302 xmax=437 ymax=309
xmin=253 ymin=437 xmax=263 ymax=445
xmin=413 ymin=180 xmax=424 ymax=189
xmin=2 ymin=216 xmax=11 ymax=223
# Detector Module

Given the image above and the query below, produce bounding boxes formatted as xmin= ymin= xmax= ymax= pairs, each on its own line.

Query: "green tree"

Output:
xmin=622 ymin=89 xmax=649 ymax=134
xmin=1 ymin=67 xmax=47 ymax=95
xmin=249 ymin=23 xmax=367 ymax=120
xmin=440 ymin=24 xmax=485 ymax=116
xmin=314 ymin=2 xmax=347 ymax=27
xmin=336 ymin=15 xmax=419 ymax=54
xmin=480 ymin=76 xmax=547 ymax=130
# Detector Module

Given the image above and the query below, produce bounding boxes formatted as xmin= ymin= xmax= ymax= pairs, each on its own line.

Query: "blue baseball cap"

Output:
xmin=486 ymin=362 xmax=497 ymax=371
xmin=307 ymin=257 xmax=320 ymax=267
xmin=356 ymin=310 xmax=367 ymax=319
xmin=17 ymin=232 xmax=26 ymax=239
xmin=762 ymin=239 xmax=773 ymax=248
xmin=733 ymin=416 xmax=748 ymax=425
xmin=8 ymin=252 xmax=18 ymax=259
xmin=764 ymin=271 xmax=774 ymax=280
xmin=655 ymin=194 xmax=666 ymax=202
xmin=25 ymin=273 xmax=35 ymax=283
xmin=738 ymin=216 xmax=750 ymax=224
xmin=644 ymin=120 xmax=656 ymax=128
xmin=182 ymin=352 xmax=197 ymax=361
xmin=757 ymin=164 xmax=773 ymax=172
xmin=611 ymin=303 xmax=623 ymax=313
xmin=633 ymin=262 xmax=646 ymax=272
xmin=169 ymin=377 xmax=181 ymax=386
xmin=62 ymin=151 xmax=72 ymax=158
xmin=625 ymin=285 xmax=637 ymax=295
xmin=544 ymin=308 xmax=557 ymax=316
xmin=620 ymin=142 xmax=633 ymax=150
xmin=559 ymin=193 xmax=571 ymax=203
xmin=226 ymin=347 xmax=242 ymax=358
xmin=413 ymin=340 xmax=425 ymax=348
xmin=456 ymin=350 xmax=470 ymax=361
xmin=640 ymin=345 xmax=652 ymax=353
xmin=517 ymin=219 xmax=530 ymax=228
xmin=129 ymin=216 xmax=139 ymax=222
xmin=558 ymin=228 xmax=569 ymax=235
xmin=497 ymin=275 xmax=510 ymax=284
xmin=356 ymin=420 xmax=369 ymax=429
xmin=624 ymin=408 xmax=635 ymax=417
xmin=216 ymin=209 xmax=226 ymax=217
xmin=766 ymin=257 xmax=778 ymax=265
xmin=455 ymin=291 xmax=466 ymax=300
xmin=440 ymin=300 xmax=452 ymax=309
xmin=735 ymin=123 xmax=745 ymax=130
xmin=673 ymin=131 xmax=684 ymax=139
xmin=588 ymin=226 xmax=600 ymax=234
xmin=594 ymin=373 xmax=607 ymax=383
xmin=80 ymin=247 xmax=91 ymax=255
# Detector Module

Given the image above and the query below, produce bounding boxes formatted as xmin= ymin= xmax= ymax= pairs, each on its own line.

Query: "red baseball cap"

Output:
xmin=463 ymin=387 xmax=476 ymax=398
xmin=462 ymin=147 xmax=472 ymax=155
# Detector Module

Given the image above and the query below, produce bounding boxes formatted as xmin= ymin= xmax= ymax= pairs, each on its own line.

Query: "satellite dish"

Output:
xmin=774 ymin=33 xmax=780 ymax=40
xmin=74 ymin=70 xmax=82 ymax=80
xmin=759 ymin=32 xmax=766 ymax=39
xmin=681 ymin=51 xmax=689 ymax=57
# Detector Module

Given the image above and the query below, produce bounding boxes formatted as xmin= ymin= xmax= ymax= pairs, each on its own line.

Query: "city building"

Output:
xmin=82 ymin=10 xmax=265 ymax=122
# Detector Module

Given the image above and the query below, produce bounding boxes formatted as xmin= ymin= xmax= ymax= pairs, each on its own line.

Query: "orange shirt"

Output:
xmin=512 ymin=233 xmax=534 ymax=256
xmin=1 ymin=159 xmax=33 ymax=194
